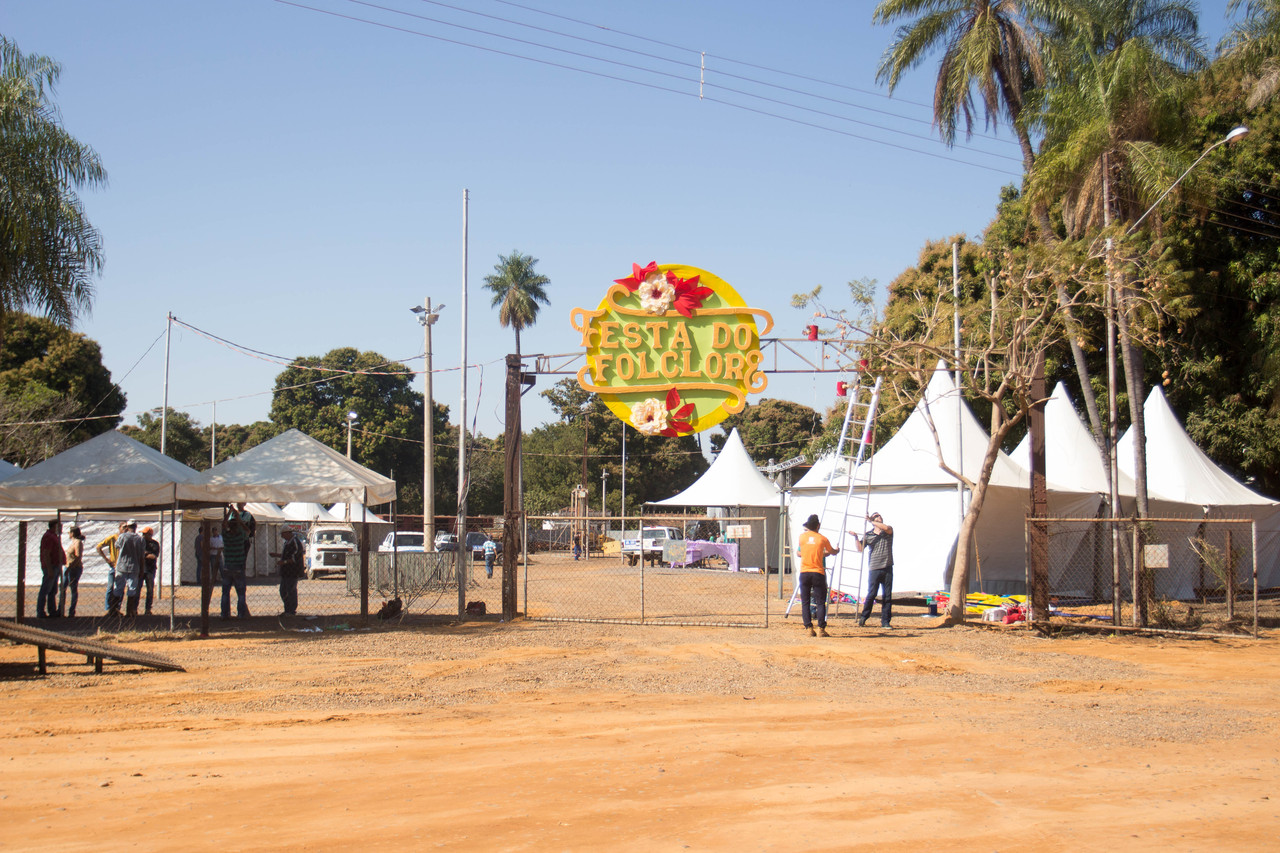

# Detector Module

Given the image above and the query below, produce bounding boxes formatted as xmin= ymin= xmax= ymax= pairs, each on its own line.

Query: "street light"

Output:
xmin=346 ymin=410 xmax=358 ymax=459
xmin=411 ymin=299 xmax=444 ymax=547
xmin=1126 ymin=125 xmax=1249 ymax=236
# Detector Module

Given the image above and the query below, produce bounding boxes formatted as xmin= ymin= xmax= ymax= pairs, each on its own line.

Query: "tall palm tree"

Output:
xmin=482 ymin=251 xmax=551 ymax=356
xmin=0 ymin=36 xmax=106 ymax=346
xmin=1220 ymin=0 xmax=1280 ymax=107
xmin=1029 ymin=0 xmax=1206 ymax=519
xmin=874 ymin=0 xmax=1046 ymax=173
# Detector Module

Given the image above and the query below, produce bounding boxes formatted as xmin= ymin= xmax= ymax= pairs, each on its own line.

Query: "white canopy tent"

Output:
xmin=791 ymin=366 xmax=1098 ymax=596
xmin=197 ymin=428 xmax=396 ymax=507
xmin=649 ymin=428 xmax=783 ymax=570
xmin=0 ymin=459 xmax=20 ymax=483
xmin=330 ymin=500 xmax=387 ymax=524
xmin=0 ymin=431 xmax=206 ymax=510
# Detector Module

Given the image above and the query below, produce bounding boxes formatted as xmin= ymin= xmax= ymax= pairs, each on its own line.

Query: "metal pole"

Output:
xmin=424 ymin=296 xmax=435 ymax=549
xmin=952 ymin=242 xmax=963 ymax=528
xmin=161 ymin=312 xmax=172 ymax=455
xmin=457 ymin=188 xmax=469 ymax=619
xmin=211 ymin=401 xmax=216 ymax=467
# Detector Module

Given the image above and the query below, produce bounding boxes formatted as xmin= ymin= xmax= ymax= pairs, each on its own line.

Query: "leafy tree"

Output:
xmin=0 ymin=312 xmax=125 ymax=464
xmin=0 ymin=36 xmax=105 ymax=344
xmin=531 ymin=378 xmax=707 ymax=515
xmin=269 ymin=347 xmax=424 ymax=507
xmin=121 ymin=408 xmax=208 ymax=470
xmin=482 ymin=251 xmax=551 ymax=356
xmin=709 ymin=399 xmax=823 ymax=467
xmin=207 ymin=420 xmax=283 ymax=465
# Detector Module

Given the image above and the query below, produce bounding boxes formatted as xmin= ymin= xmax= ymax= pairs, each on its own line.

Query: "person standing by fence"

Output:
xmin=852 ymin=512 xmax=894 ymax=629
xmin=59 ymin=526 xmax=85 ymax=617
xmin=797 ymin=514 xmax=838 ymax=638
xmin=271 ymin=527 xmax=304 ymax=616
xmin=109 ymin=520 xmax=145 ymax=617
xmin=139 ymin=526 xmax=160 ymax=615
xmin=38 ymin=520 xmax=65 ymax=619
xmin=483 ymin=537 xmax=497 ymax=579
xmin=220 ymin=513 xmax=250 ymax=619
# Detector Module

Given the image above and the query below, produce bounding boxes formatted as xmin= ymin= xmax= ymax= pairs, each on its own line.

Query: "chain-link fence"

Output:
xmin=1030 ymin=516 xmax=1260 ymax=635
xmin=522 ymin=515 xmax=771 ymax=627
xmin=0 ymin=517 xmax=487 ymax=626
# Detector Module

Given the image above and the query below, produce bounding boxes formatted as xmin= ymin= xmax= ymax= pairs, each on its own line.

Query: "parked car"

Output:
xmin=434 ymin=532 xmax=458 ymax=552
xmin=306 ymin=524 xmax=357 ymax=579
xmin=622 ymin=526 xmax=682 ymax=566
xmin=378 ymin=531 xmax=426 ymax=552
xmin=466 ymin=532 xmax=501 ymax=558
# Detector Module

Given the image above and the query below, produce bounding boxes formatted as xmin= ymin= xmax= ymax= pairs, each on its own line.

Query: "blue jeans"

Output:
xmin=279 ymin=575 xmax=298 ymax=615
xmin=861 ymin=567 xmax=893 ymax=625
xmin=798 ymin=572 xmax=828 ymax=628
xmin=59 ymin=566 xmax=82 ymax=616
xmin=485 ymin=554 xmax=494 ymax=578
xmin=109 ymin=572 xmax=139 ymax=614
xmin=220 ymin=565 xmax=248 ymax=618
xmin=38 ymin=569 xmax=61 ymax=617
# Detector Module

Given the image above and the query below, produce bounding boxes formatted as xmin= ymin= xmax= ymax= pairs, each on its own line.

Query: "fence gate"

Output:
xmin=523 ymin=514 xmax=771 ymax=627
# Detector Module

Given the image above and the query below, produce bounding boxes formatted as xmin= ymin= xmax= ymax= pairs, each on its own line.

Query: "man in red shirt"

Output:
xmin=38 ymin=520 xmax=65 ymax=618
xmin=797 ymin=513 xmax=838 ymax=637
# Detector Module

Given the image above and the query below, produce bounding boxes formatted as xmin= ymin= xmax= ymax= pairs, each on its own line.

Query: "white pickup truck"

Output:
xmin=621 ymin=526 xmax=682 ymax=567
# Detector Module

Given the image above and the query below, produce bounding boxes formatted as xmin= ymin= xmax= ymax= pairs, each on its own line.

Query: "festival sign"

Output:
xmin=570 ymin=262 xmax=773 ymax=435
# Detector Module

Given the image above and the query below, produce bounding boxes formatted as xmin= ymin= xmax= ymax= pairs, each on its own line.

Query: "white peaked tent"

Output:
xmin=791 ymin=365 xmax=1097 ymax=596
xmin=1011 ymin=383 xmax=1135 ymax=497
xmin=0 ymin=431 xmax=205 ymax=510
xmin=281 ymin=502 xmax=346 ymax=523
xmin=1117 ymin=386 xmax=1280 ymax=590
xmin=329 ymin=500 xmax=387 ymax=524
xmin=650 ymin=428 xmax=782 ymax=569
xmin=198 ymin=428 xmax=396 ymax=506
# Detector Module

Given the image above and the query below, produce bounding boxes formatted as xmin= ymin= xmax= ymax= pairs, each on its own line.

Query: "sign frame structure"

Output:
xmin=570 ymin=262 xmax=774 ymax=436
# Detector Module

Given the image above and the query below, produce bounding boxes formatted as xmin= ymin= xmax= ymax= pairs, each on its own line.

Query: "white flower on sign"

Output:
xmin=630 ymin=397 xmax=670 ymax=435
xmin=637 ymin=271 xmax=675 ymax=314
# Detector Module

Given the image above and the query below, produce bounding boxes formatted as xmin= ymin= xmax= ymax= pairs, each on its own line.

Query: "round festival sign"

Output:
xmin=570 ymin=262 xmax=774 ymax=435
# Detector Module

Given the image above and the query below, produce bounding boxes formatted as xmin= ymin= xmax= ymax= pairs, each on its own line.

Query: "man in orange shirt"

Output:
xmin=797 ymin=513 xmax=838 ymax=637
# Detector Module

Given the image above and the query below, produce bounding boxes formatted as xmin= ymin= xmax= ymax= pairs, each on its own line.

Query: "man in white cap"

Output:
xmin=271 ymin=527 xmax=305 ymax=616
xmin=109 ymin=520 xmax=146 ymax=617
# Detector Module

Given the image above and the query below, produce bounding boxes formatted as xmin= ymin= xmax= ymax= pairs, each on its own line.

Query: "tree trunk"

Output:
xmin=1115 ymin=286 xmax=1149 ymax=518
xmin=940 ymin=437 xmax=1006 ymax=625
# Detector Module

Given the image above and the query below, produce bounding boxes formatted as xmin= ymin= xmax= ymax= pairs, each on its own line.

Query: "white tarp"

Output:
xmin=0 ymin=459 xmax=20 ymax=482
xmin=1011 ymin=383 xmax=1136 ymax=496
xmin=0 ymin=431 xmax=205 ymax=510
xmin=197 ymin=428 xmax=396 ymax=506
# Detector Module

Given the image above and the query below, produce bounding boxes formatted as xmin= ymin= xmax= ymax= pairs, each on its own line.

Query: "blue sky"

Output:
xmin=5 ymin=0 xmax=1239 ymax=451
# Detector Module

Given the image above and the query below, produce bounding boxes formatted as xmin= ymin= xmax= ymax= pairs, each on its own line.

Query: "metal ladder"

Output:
xmin=786 ymin=375 xmax=882 ymax=617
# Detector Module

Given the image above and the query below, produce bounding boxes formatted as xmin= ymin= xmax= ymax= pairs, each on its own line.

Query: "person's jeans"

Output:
xmin=279 ymin=575 xmax=298 ymax=615
xmin=38 ymin=569 xmax=60 ymax=617
xmin=861 ymin=567 xmax=894 ymax=625
xmin=485 ymin=554 xmax=494 ymax=578
xmin=104 ymin=568 xmax=115 ymax=611
xmin=59 ymin=566 xmax=82 ymax=616
xmin=798 ymin=572 xmax=828 ymax=628
xmin=220 ymin=565 xmax=249 ymax=618
xmin=109 ymin=572 xmax=139 ymax=614
xmin=139 ymin=571 xmax=155 ymax=614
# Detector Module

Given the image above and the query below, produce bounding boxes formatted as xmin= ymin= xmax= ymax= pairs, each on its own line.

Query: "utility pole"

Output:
xmin=411 ymin=298 xmax=443 ymax=548
xmin=457 ymin=189 xmax=469 ymax=619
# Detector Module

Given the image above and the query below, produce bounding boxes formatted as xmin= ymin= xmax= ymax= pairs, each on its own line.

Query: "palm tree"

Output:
xmin=1029 ymin=0 xmax=1206 ymax=519
xmin=482 ymin=251 xmax=551 ymax=356
xmin=0 ymin=36 xmax=106 ymax=346
xmin=874 ymin=0 xmax=1046 ymax=173
xmin=1220 ymin=0 xmax=1280 ymax=107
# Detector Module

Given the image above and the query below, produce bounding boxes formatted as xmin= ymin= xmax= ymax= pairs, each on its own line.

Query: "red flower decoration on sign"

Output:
xmin=613 ymin=262 xmax=660 ymax=292
xmin=661 ymin=387 xmax=695 ymax=436
xmin=669 ymin=273 xmax=712 ymax=318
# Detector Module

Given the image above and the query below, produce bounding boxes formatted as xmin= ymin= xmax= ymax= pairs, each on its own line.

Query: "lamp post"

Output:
xmin=346 ymin=410 xmax=358 ymax=459
xmin=1105 ymin=125 xmax=1248 ymax=624
xmin=411 ymin=299 xmax=444 ymax=548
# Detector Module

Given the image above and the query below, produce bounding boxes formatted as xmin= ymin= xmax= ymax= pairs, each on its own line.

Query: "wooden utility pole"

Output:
xmin=502 ymin=354 xmax=522 ymax=620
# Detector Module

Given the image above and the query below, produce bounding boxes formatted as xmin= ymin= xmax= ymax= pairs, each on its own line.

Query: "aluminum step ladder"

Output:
xmin=786 ymin=375 xmax=882 ymax=618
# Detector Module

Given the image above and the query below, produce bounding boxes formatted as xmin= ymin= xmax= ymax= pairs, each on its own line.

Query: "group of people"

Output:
xmin=191 ymin=503 xmax=304 ymax=619
xmin=37 ymin=518 xmax=161 ymax=618
xmin=797 ymin=510 xmax=894 ymax=636
xmin=36 ymin=500 xmax=305 ymax=621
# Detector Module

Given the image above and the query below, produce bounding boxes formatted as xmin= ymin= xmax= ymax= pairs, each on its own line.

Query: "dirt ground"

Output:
xmin=2 ymin=610 xmax=1278 ymax=852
